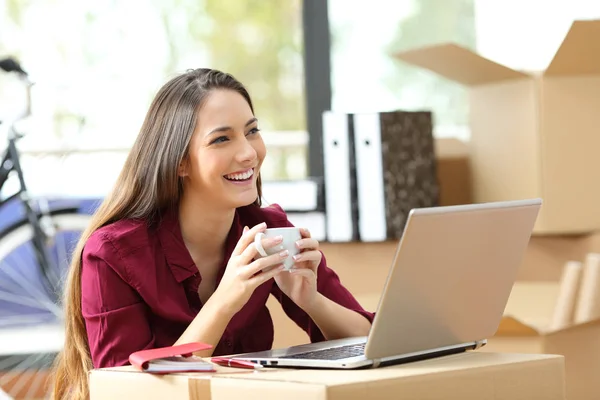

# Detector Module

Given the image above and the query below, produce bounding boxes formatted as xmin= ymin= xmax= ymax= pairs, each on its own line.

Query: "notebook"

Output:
xmin=129 ymin=342 xmax=215 ymax=373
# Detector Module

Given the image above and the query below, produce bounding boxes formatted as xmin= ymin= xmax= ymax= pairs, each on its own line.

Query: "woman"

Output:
xmin=51 ymin=68 xmax=374 ymax=400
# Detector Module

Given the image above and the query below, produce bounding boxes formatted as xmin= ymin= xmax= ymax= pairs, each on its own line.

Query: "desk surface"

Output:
xmin=90 ymin=352 xmax=565 ymax=400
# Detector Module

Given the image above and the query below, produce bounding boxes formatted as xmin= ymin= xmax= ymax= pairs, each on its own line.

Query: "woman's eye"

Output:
xmin=210 ymin=136 xmax=229 ymax=145
xmin=247 ymin=127 xmax=261 ymax=135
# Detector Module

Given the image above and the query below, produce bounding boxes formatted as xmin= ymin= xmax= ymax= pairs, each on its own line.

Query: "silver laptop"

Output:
xmin=231 ymin=198 xmax=542 ymax=369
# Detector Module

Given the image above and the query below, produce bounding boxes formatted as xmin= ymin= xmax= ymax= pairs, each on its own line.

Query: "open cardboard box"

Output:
xmin=395 ymin=19 xmax=600 ymax=234
xmin=482 ymin=282 xmax=600 ymax=400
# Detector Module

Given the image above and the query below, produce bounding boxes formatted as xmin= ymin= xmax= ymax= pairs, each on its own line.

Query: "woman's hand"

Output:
xmin=274 ymin=227 xmax=322 ymax=311
xmin=213 ymin=222 xmax=287 ymax=316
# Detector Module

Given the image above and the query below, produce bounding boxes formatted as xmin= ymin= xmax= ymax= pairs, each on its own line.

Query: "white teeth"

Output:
xmin=225 ymin=169 xmax=254 ymax=181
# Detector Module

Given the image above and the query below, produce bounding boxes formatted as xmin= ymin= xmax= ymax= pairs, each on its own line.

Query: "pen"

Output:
xmin=210 ymin=357 xmax=263 ymax=370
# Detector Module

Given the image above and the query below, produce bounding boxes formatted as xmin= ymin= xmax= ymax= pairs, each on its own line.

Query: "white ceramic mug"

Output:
xmin=254 ymin=227 xmax=302 ymax=271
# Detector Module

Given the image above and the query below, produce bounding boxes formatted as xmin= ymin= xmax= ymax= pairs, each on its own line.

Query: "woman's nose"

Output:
xmin=237 ymin=138 xmax=258 ymax=163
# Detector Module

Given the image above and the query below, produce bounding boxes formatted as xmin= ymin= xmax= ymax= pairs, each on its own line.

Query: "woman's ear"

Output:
xmin=178 ymin=157 xmax=189 ymax=177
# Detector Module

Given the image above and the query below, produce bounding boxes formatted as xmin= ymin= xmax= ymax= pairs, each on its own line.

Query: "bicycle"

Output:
xmin=0 ymin=57 xmax=93 ymax=399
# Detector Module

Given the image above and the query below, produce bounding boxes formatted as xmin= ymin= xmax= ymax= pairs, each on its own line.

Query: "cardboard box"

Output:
xmin=395 ymin=19 xmax=600 ymax=234
xmin=481 ymin=282 xmax=600 ymax=400
xmin=435 ymin=138 xmax=472 ymax=206
xmin=89 ymin=352 xmax=565 ymax=400
xmin=89 ymin=364 xmax=253 ymax=400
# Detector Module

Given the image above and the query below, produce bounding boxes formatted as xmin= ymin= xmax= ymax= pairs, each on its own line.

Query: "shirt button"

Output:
xmin=224 ymin=340 xmax=232 ymax=347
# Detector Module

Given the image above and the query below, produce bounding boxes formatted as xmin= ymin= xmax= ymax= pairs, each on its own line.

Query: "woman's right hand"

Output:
xmin=213 ymin=222 xmax=287 ymax=316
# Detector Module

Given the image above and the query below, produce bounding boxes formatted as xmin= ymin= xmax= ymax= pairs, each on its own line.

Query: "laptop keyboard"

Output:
xmin=280 ymin=342 xmax=366 ymax=360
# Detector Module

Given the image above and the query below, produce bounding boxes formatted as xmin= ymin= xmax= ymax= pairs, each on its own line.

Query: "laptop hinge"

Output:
xmin=371 ymin=358 xmax=382 ymax=368
xmin=474 ymin=339 xmax=487 ymax=350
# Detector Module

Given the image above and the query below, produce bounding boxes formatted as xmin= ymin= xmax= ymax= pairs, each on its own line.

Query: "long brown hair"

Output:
xmin=51 ymin=68 xmax=261 ymax=400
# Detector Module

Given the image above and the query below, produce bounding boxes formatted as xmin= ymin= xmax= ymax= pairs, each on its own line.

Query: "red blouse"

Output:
xmin=81 ymin=203 xmax=374 ymax=368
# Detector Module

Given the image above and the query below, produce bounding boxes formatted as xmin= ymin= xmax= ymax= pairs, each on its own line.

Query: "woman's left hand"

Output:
xmin=274 ymin=227 xmax=322 ymax=311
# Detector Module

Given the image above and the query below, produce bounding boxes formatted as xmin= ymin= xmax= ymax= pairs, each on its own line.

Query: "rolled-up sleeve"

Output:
xmin=271 ymin=254 xmax=375 ymax=343
xmin=81 ymin=233 xmax=155 ymax=368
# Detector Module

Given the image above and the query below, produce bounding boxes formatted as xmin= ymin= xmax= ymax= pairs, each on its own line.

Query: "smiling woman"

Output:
xmin=178 ymin=89 xmax=265 ymax=211
xmin=49 ymin=68 xmax=374 ymax=400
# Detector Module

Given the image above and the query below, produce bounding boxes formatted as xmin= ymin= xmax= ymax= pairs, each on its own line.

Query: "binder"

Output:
xmin=353 ymin=113 xmax=386 ymax=242
xmin=353 ymin=111 xmax=439 ymax=241
xmin=322 ymin=111 xmax=358 ymax=242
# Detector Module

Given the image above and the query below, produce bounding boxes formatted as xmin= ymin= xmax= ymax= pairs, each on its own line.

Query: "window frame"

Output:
xmin=302 ymin=0 xmax=331 ymax=181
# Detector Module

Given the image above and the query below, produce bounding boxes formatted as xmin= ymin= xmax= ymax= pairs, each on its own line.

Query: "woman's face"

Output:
xmin=181 ymin=89 xmax=266 ymax=209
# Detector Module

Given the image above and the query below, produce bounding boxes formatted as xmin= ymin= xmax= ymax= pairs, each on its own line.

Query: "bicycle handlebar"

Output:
xmin=0 ymin=57 xmax=28 ymax=77
xmin=0 ymin=57 xmax=34 ymax=137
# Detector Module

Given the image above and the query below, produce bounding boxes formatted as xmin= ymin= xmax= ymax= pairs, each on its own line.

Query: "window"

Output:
xmin=0 ymin=0 xmax=307 ymax=194
xmin=327 ymin=0 xmax=600 ymax=145
xmin=328 ymin=0 xmax=475 ymax=141
xmin=474 ymin=0 xmax=600 ymax=72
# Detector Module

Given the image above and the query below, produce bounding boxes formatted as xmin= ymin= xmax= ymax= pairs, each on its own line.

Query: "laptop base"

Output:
xmin=232 ymin=340 xmax=485 ymax=370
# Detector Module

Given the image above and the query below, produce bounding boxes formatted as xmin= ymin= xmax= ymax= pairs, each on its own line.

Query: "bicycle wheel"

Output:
xmin=0 ymin=211 xmax=91 ymax=399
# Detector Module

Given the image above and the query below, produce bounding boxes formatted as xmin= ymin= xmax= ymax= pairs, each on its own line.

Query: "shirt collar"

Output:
xmin=157 ymin=206 xmax=243 ymax=283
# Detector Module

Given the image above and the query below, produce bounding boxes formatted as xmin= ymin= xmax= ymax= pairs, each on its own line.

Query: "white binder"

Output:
xmin=353 ymin=113 xmax=387 ymax=242
xmin=322 ymin=111 xmax=357 ymax=242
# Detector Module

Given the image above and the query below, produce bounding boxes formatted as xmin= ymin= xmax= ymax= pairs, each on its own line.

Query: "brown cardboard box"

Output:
xmin=435 ymin=138 xmax=472 ymax=206
xmin=88 ymin=364 xmax=253 ymax=400
xmin=395 ymin=19 xmax=600 ymax=234
xmin=481 ymin=282 xmax=600 ymax=400
xmin=89 ymin=352 xmax=565 ymax=400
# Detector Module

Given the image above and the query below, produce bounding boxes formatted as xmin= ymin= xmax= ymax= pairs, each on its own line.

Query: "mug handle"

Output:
xmin=254 ymin=232 xmax=268 ymax=257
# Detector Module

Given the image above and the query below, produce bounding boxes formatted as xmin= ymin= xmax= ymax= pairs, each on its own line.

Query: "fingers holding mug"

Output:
xmin=232 ymin=222 xmax=266 ymax=256
xmin=254 ymin=231 xmax=284 ymax=258
xmin=253 ymin=227 xmax=301 ymax=271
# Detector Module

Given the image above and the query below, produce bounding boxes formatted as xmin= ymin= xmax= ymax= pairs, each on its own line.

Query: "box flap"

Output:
xmin=496 ymin=316 xmax=542 ymax=336
xmin=394 ymin=43 xmax=529 ymax=86
xmin=495 ymin=282 xmax=559 ymax=336
xmin=547 ymin=315 xmax=600 ymax=335
xmin=545 ymin=20 xmax=600 ymax=76
xmin=435 ymin=138 xmax=469 ymax=159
